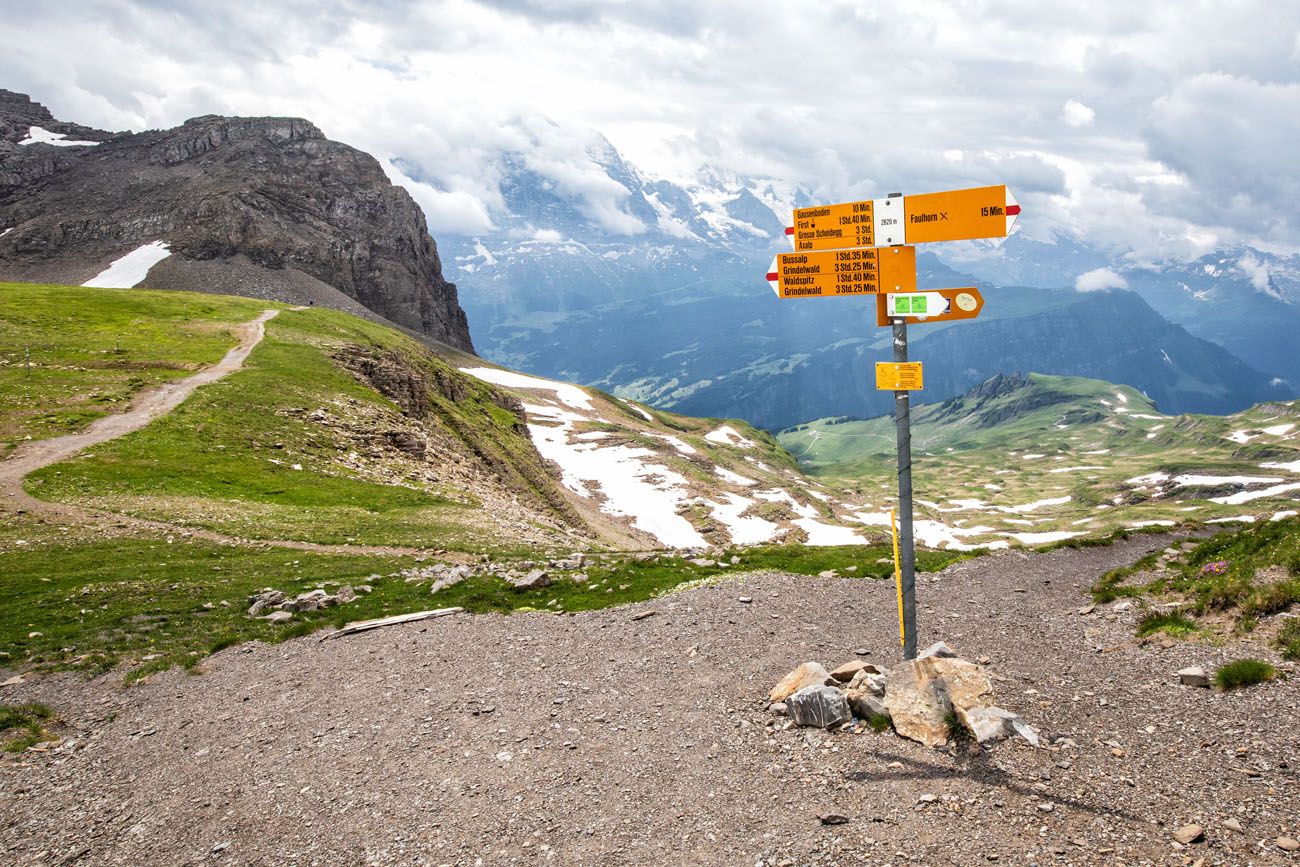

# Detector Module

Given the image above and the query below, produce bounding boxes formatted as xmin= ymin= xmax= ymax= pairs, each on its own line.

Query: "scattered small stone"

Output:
xmin=264 ymin=611 xmax=293 ymax=623
xmin=817 ymin=570 xmax=838 ymax=579
xmin=630 ymin=610 xmax=657 ymax=622
xmin=818 ymin=813 xmax=849 ymax=826
xmin=1 ymin=675 xmax=25 ymax=687
xmin=768 ymin=702 xmax=788 ymax=717
xmin=1173 ymin=824 xmax=1204 ymax=844
xmin=853 ymin=648 xmax=870 ymax=656
xmin=1278 ymin=837 xmax=1300 ymax=852
xmin=1037 ymin=802 xmax=1054 ymax=812
xmin=918 ymin=794 xmax=938 ymax=804
xmin=1221 ymin=818 xmax=1243 ymax=833
xmin=1078 ymin=604 xmax=1096 ymax=615
xmin=738 ymin=596 xmax=753 ymax=604
xmin=1177 ymin=666 xmax=1211 ymax=688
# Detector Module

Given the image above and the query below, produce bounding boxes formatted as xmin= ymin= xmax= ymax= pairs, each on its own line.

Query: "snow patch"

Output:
xmin=1207 ymin=516 xmax=1256 ymax=524
xmin=1262 ymin=459 xmax=1300 ymax=473
xmin=1127 ymin=520 xmax=1176 ymax=529
xmin=1272 ymin=510 xmax=1298 ymax=522
xmin=20 ymin=126 xmax=100 ymax=147
xmin=1048 ymin=466 xmax=1105 ymax=474
xmin=704 ymin=493 xmax=779 ymax=545
xmin=461 ymin=368 xmax=593 ymax=410
xmin=794 ymin=518 xmax=866 ymax=546
xmin=620 ymin=399 xmax=654 ymax=422
xmin=1003 ymin=531 xmax=1082 ymax=545
xmin=1210 ymin=482 xmax=1300 ymax=505
xmin=526 ymin=418 xmax=705 ymax=548
xmin=704 ymin=425 xmax=756 ymax=449
xmin=998 ymin=496 xmax=1072 ymax=514
xmin=1177 ymin=474 xmax=1282 ymax=486
xmin=1262 ymin=423 xmax=1295 ymax=436
xmin=714 ymin=466 xmax=758 ymax=487
xmin=82 ymin=242 xmax=171 ymax=288
xmin=649 ymin=433 xmax=696 ymax=456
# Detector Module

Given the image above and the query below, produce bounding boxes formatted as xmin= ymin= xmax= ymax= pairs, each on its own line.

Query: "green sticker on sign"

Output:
xmin=911 ymin=296 xmax=927 ymax=314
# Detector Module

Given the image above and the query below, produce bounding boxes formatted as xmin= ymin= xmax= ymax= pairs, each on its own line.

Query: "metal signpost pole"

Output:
xmin=891 ymin=316 xmax=918 ymax=660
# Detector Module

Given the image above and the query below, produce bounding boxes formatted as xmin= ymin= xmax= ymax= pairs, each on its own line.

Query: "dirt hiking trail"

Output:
xmin=0 ymin=308 xmax=446 ymax=559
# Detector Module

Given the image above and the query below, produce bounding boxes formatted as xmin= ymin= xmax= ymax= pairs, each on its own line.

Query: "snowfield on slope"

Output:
xmin=82 ymin=241 xmax=172 ymax=288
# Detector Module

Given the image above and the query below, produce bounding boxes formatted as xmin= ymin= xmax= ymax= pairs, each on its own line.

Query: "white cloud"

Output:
xmin=381 ymin=160 xmax=495 ymax=235
xmin=1075 ymin=267 xmax=1129 ymax=292
xmin=1061 ymin=99 xmax=1095 ymax=127
xmin=1236 ymin=252 xmax=1283 ymax=300
xmin=2 ymin=2 xmax=1300 ymax=256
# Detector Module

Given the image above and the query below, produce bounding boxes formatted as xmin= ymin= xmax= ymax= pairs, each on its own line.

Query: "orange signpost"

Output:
xmin=763 ymin=180 xmax=1021 ymax=663
xmin=873 ymin=287 xmax=985 ymax=327
xmin=786 ymin=185 xmax=1020 ymax=251
xmin=766 ymin=245 xmax=916 ymax=299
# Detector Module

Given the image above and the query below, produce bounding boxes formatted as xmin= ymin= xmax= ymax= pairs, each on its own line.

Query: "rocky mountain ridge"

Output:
xmin=0 ymin=89 xmax=473 ymax=352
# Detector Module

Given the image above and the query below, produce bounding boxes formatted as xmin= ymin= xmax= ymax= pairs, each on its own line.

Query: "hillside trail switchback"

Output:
xmin=0 ymin=308 xmax=451 ymax=559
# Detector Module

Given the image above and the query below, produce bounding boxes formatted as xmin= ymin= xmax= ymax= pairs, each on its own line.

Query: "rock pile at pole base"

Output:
xmin=766 ymin=641 xmax=1039 ymax=748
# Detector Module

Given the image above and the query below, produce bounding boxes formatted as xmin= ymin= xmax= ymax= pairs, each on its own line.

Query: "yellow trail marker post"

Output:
xmin=891 ymin=507 xmax=905 ymax=650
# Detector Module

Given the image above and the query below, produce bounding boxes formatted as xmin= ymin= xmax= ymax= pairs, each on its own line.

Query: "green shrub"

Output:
xmin=1276 ymin=619 xmax=1300 ymax=661
xmin=1214 ymin=658 xmax=1278 ymax=690
xmin=1136 ymin=611 xmax=1198 ymax=638
xmin=0 ymin=703 xmax=55 ymax=752
xmin=868 ymin=713 xmax=892 ymax=733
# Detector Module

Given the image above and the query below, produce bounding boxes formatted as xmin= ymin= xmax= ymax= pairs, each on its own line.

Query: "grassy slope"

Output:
xmin=24 ymin=301 xmax=571 ymax=551
xmin=1092 ymin=516 xmax=1300 ymax=655
xmin=1 ymin=282 xmax=968 ymax=680
xmin=778 ymin=373 xmax=1300 ymax=536
xmin=0 ymin=282 xmax=272 ymax=455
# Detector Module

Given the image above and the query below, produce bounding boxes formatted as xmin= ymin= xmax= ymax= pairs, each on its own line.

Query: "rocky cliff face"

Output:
xmin=0 ymin=89 xmax=473 ymax=352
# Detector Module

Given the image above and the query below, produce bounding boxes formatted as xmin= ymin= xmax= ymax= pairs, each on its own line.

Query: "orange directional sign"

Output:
xmin=786 ymin=185 xmax=1020 ymax=252
xmin=876 ymin=362 xmax=924 ymax=391
xmin=766 ymin=245 xmax=916 ymax=299
xmin=874 ymin=287 xmax=985 ymax=327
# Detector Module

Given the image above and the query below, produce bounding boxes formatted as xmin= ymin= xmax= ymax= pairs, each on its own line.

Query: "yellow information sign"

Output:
xmin=875 ymin=361 xmax=923 ymax=391
xmin=767 ymin=245 xmax=916 ymax=299
xmin=786 ymin=185 xmax=1020 ymax=252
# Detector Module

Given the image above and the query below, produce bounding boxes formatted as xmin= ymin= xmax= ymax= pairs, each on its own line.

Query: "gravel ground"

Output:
xmin=2 ymin=533 xmax=1297 ymax=866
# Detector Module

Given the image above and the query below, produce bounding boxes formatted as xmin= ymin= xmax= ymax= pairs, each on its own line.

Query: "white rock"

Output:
xmin=788 ymin=685 xmax=852 ymax=729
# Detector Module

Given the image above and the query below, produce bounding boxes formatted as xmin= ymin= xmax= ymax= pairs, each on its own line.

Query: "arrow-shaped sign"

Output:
xmin=874 ymin=287 xmax=984 ymax=326
xmin=786 ymin=185 xmax=1020 ymax=252
xmin=767 ymin=246 xmax=917 ymax=299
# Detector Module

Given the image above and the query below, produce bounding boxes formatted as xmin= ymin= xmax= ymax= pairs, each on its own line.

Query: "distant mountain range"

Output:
xmin=438 ymin=129 xmax=1296 ymax=428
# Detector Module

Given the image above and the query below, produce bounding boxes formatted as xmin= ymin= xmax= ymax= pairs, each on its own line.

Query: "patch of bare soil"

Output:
xmin=2 ymin=534 xmax=1297 ymax=865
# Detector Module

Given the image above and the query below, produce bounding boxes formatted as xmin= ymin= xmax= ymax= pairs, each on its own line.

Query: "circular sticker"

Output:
xmin=955 ymin=292 xmax=977 ymax=312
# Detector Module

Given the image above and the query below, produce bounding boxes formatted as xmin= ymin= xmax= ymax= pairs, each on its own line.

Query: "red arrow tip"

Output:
xmin=784 ymin=226 xmax=794 ymax=235
xmin=766 ymin=273 xmax=778 ymax=282
xmin=1005 ymin=204 xmax=1021 ymax=216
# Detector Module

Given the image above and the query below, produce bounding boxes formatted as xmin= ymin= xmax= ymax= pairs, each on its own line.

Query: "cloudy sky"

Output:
xmin=5 ymin=0 xmax=1299 ymax=260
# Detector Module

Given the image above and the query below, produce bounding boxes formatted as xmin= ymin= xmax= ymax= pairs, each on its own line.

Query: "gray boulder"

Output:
xmin=788 ymin=685 xmax=852 ymax=729
xmin=509 ymin=569 xmax=552 ymax=590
